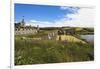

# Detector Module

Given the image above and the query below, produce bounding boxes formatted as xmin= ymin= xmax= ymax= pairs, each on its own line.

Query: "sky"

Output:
xmin=15 ymin=3 xmax=94 ymax=27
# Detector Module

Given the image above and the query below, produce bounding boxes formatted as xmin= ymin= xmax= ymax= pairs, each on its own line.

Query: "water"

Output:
xmin=80 ymin=35 xmax=94 ymax=42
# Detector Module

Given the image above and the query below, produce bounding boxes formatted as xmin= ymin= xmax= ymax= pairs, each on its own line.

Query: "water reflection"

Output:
xmin=80 ymin=35 xmax=94 ymax=42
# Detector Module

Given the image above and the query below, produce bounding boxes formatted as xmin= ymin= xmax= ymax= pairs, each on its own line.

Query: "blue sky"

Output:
xmin=15 ymin=3 xmax=94 ymax=27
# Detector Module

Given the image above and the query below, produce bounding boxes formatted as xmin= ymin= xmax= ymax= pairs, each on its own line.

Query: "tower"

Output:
xmin=37 ymin=25 xmax=40 ymax=33
xmin=20 ymin=16 xmax=25 ymax=27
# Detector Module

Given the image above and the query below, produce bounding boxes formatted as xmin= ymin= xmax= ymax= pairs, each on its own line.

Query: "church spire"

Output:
xmin=22 ymin=16 xmax=25 ymax=23
xmin=21 ymin=16 xmax=25 ymax=27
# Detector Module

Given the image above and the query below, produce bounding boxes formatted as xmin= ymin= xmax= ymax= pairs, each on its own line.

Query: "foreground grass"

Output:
xmin=15 ymin=37 xmax=94 ymax=65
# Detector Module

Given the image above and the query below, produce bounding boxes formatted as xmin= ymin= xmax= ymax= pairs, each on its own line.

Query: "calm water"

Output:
xmin=80 ymin=35 xmax=94 ymax=42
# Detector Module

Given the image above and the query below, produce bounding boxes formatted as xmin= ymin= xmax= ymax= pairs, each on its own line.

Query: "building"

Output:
xmin=15 ymin=17 xmax=39 ymax=35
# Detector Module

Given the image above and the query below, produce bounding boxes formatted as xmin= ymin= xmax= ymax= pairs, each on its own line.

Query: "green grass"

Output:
xmin=15 ymin=36 xmax=94 ymax=65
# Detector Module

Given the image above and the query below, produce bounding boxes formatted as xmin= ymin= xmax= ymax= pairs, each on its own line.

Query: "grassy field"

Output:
xmin=15 ymin=34 xmax=94 ymax=65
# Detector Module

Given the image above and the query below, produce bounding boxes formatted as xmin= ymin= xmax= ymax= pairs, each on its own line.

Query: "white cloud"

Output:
xmin=60 ymin=6 xmax=79 ymax=14
xmin=26 ymin=7 xmax=95 ymax=27
xmin=54 ymin=7 xmax=95 ymax=27
xmin=26 ymin=20 xmax=54 ymax=27
xmin=30 ymin=20 xmax=39 ymax=23
xmin=60 ymin=6 xmax=69 ymax=10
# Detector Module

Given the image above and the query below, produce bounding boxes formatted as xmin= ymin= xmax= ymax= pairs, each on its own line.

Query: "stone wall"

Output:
xmin=15 ymin=29 xmax=37 ymax=35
